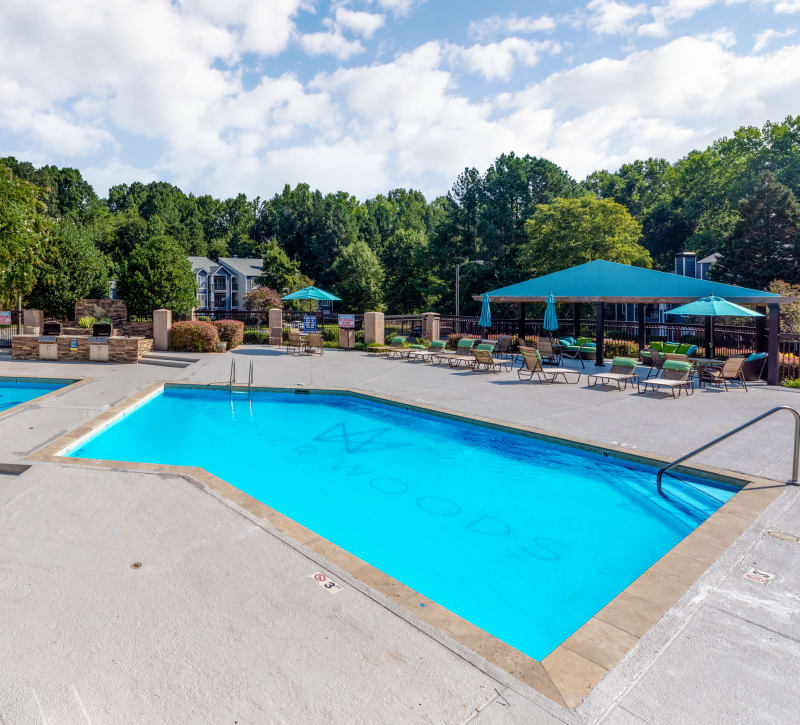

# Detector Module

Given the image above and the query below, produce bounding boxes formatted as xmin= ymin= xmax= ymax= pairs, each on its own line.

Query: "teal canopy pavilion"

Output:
xmin=480 ymin=260 xmax=792 ymax=384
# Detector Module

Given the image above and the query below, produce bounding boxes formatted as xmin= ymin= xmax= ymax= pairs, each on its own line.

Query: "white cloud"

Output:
xmin=84 ymin=161 xmax=159 ymax=198
xmin=334 ymin=8 xmax=385 ymax=38
xmin=299 ymin=32 xmax=365 ymax=59
xmin=370 ymin=0 xmax=424 ymax=17
xmin=587 ymin=0 xmax=647 ymax=35
xmin=639 ymin=0 xmax=719 ymax=37
xmin=445 ymin=39 xmax=560 ymax=81
xmin=468 ymin=14 xmax=556 ymax=41
xmin=753 ymin=27 xmax=797 ymax=51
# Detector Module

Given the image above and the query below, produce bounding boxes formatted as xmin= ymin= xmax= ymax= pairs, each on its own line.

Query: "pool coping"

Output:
xmin=0 ymin=375 xmax=89 ymax=420
xmin=26 ymin=381 xmax=789 ymax=710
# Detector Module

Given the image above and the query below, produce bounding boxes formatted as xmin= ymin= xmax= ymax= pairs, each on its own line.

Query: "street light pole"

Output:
xmin=455 ymin=259 xmax=484 ymax=318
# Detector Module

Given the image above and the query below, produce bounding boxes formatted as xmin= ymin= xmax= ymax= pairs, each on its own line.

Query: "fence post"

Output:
xmin=153 ymin=309 xmax=172 ymax=351
xmin=364 ymin=311 xmax=384 ymax=345
xmin=768 ymin=304 xmax=779 ymax=385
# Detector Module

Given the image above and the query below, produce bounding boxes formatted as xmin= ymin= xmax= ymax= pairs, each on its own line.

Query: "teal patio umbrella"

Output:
xmin=543 ymin=292 xmax=558 ymax=337
xmin=281 ymin=286 xmax=341 ymax=302
xmin=665 ymin=294 xmax=763 ymax=359
xmin=479 ymin=293 xmax=492 ymax=329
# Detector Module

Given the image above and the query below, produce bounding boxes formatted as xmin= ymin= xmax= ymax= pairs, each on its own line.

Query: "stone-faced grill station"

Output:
xmin=12 ymin=300 xmax=154 ymax=364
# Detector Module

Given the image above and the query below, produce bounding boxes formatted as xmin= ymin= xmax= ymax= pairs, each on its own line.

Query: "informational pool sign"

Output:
xmin=0 ymin=311 xmax=11 ymax=325
xmin=303 ymin=314 xmax=317 ymax=333
xmin=338 ymin=314 xmax=355 ymax=329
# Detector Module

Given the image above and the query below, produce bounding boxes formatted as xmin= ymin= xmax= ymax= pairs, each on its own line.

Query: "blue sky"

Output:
xmin=1 ymin=0 xmax=799 ymax=200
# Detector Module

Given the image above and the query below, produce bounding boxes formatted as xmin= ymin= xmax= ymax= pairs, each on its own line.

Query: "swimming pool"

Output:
xmin=63 ymin=386 xmax=738 ymax=661
xmin=0 ymin=377 xmax=71 ymax=411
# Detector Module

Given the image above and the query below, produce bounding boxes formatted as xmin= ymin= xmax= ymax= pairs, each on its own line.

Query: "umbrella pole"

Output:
xmin=709 ymin=317 xmax=715 ymax=360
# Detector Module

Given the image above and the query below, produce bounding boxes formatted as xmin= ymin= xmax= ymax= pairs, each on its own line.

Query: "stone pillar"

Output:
xmin=421 ymin=312 xmax=440 ymax=341
xmin=268 ymin=308 xmax=283 ymax=330
xmin=364 ymin=311 xmax=384 ymax=345
xmin=153 ymin=309 xmax=172 ymax=351
xmin=23 ymin=309 xmax=43 ymax=331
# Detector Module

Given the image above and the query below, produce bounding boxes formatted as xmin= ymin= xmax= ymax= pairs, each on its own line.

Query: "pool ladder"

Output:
xmin=229 ymin=360 xmax=254 ymax=393
xmin=657 ymin=406 xmax=800 ymax=497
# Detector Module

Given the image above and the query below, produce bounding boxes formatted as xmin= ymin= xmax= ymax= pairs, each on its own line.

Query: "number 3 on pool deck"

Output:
xmin=310 ymin=572 xmax=343 ymax=594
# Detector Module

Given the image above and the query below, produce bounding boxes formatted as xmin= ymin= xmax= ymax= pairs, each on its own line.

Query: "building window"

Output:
xmin=232 ymin=295 xmax=239 ymax=308
xmin=214 ymin=293 xmax=226 ymax=308
xmin=213 ymin=276 xmax=226 ymax=291
xmin=231 ymin=277 xmax=239 ymax=291
xmin=247 ymin=277 xmax=257 ymax=291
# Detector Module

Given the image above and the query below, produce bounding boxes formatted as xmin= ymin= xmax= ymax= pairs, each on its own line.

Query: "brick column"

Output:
xmin=364 ymin=312 xmax=385 ymax=345
xmin=153 ymin=309 xmax=172 ymax=351
xmin=421 ymin=312 xmax=440 ymax=341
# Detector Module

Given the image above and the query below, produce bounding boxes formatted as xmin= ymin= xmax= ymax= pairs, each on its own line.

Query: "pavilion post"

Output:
xmin=636 ymin=303 xmax=646 ymax=353
xmin=704 ymin=317 xmax=713 ymax=359
xmin=595 ymin=303 xmax=605 ymax=367
xmin=768 ymin=303 xmax=779 ymax=386
xmin=518 ymin=303 xmax=526 ymax=341
xmin=573 ymin=304 xmax=580 ymax=338
xmin=755 ymin=306 xmax=767 ymax=353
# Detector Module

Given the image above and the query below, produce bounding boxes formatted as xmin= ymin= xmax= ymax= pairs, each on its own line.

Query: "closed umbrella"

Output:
xmin=479 ymin=293 xmax=492 ymax=330
xmin=543 ymin=292 xmax=558 ymax=338
xmin=665 ymin=294 xmax=763 ymax=359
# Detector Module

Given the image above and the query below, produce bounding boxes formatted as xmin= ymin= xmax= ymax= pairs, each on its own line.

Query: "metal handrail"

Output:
xmin=657 ymin=406 xmax=800 ymax=496
xmin=229 ymin=359 xmax=236 ymax=389
xmin=248 ymin=360 xmax=253 ymax=390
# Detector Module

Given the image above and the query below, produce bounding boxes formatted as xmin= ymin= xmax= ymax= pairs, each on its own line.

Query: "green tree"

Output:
xmin=382 ymin=228 xmax=442 ymax=313
xmin=257 ymin=239 xmax=304 ymax=292
xmin=27 ymin=220 xmax=110 ymax=317
xmin=711 ymin=172 xmax=800 ymax=288
xmin=117 ymin=235 xmax=197 ymax=315
xmin=0 ymin=163 xmax=48 ymax=308
xmin=330 ymin=241 xmax=384 ymax=313
xmin=519 ymin=196 xmax=651 ymax=277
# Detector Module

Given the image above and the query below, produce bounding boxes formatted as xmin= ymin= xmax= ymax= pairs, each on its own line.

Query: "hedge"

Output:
xmin=170 ymin=321 xmax=219 ymax=352
xmin=213 ymin=319 xmax=244 ymax=350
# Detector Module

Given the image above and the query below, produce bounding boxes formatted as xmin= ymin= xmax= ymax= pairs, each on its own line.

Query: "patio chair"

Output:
xmin=517 ymin=347 xmax=580 ymax=384
xmin=699 ymin=356 xmax=748 ymax=391
xmin=587 ymin=357 xmax=639 ymax=391
xmin=560 ymin=338 xmax=595 ymax=368
xmin=435 ymin=338 xmax=477 ymax=367
xmin=492 ymin=336 xmax=515 ymax=359
xmin=385 ymin=336 xmax=411 ymax=359
xmin=286 ymin=328 xmax=304 ymax=354
xmin=304 ymin=332 xmax=323 ymax=355
xmin=637 ymin=360 xmax=694 ymax=398
xmin=470 ymin=348 xmax=512 ymax=373
xmin=534 ymin=338 xmax=561 ymax=365
xmin=742 ymin=353 xmax=767 ymax=381
xmin=644 ymin=348 xmax=666 ymax=379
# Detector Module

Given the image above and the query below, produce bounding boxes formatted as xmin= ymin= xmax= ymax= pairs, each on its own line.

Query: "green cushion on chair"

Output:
xmin=391 ymin=336 xmax=405 ymax=344
xmin=476 ymin=343 xmax=494 ymax=351
xmin=409 ymin=344 xmax=425 ymax=349
xmin=676 ymin=344 xmax=691 ymax=354
xmin=613 ymin=357 xmax=637 ymax=367
xmin=558 ymin=337 xmax=574 ymax=346
xmin=662 ymin=342 xmax=680 ymax=353
xmin=650 ymin=341 xmax=664 ymax=351
xmin=430 ymin=341 xmax=446 ymax=350
xmin=663 ymin=360 xmax=691 ymax=371
xmin=457 ymin=338 xmax=476 ymax=348
xmin=576 ymin=337 xmax=592 ymax=345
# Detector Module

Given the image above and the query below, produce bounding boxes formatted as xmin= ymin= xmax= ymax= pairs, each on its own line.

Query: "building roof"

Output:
xmin=188 ymin=256 xmax=218 ymax=275
xmin=698 ymin=252 xmax=721 ymax=265
xmin=483 ymin=260 xmax=790 ymax=304
xmin=218 ymin=257 xmax=262 ymax=276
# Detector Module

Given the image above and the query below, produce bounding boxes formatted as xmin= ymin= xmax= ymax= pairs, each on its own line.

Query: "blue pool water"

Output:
xmin=0 ymin=379 xmax=68 ymax=411
xmin=66 ymin=387 xmax=737 ymax=660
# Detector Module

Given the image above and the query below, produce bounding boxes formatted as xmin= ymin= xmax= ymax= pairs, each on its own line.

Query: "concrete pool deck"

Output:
xmin=0 ymin=347 xmax=799 ymax=723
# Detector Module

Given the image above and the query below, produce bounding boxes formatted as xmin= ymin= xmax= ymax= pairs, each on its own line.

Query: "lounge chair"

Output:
xmin=435 ymin=337 xmax=477 ymax=367
xmin=560 ymin=337 xmax=595 ymax=368
xmin=534 ymin=338 xmax=561 ymax=365
xmin=305 ymin=332 xmax=323 ymax=355
xmin=699 ymin=356 xmax=748 ymax=391
xmin=644 ymin=348 xmax=666 ymax=379
xmin=408 ymin=340 xmax=446 ymax=362
xmin=286 ymin=328 xmax=305 ymax=354
xmin=587 ymin=357 xmax=639 ymax=390
xmin=385 ymin=336 xmax=412 ymax=359
xmin=517 ymin=347 xmax=580 ymax=384
xmin=471 ymin=348 xmax=512 ymax=373
xmin=637 ymin=360 xmax=694 ymax=398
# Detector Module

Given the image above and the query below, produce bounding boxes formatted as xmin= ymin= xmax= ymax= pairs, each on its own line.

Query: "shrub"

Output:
xmin=782 ymin=378 xmax=800 ymax=388
xmin=322 ymin=324 xmax=337 ymax=343
xmin=77 ymin=315 xmax=96 ymax=329
xmin=197 ymin=315 xmax=211 ymax=322
xmin=243 ymin=329 xmax=269 ymax=345
xmin=244 ymin=287 xmax=282 ymax=312
xmin=605 ymin=341 xmax=639 ymax=358
xmin=213 ymin=319 xmax=244 ymax=350
xmin=169 ymin=321 xmax=218 ymax=352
